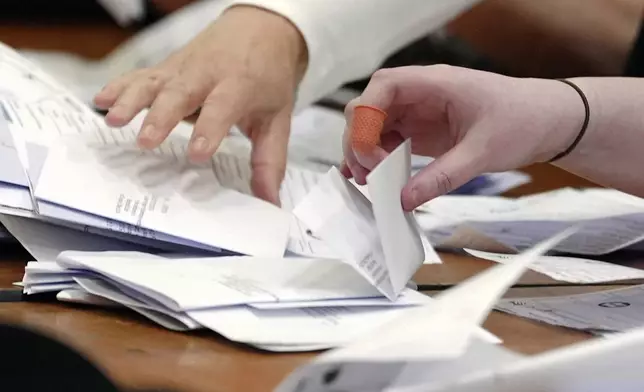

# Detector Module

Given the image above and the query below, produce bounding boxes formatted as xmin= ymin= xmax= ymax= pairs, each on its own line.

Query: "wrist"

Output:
xmin=224 ymin=5 xmax=309 ymax=80
xmin=535 ymin=78 xmax=591 ymax=163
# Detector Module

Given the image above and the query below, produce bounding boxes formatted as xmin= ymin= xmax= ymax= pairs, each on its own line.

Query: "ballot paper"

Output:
xmin=19 ymin=250 xmax=492 ymax=351
xmin=294 ymin=140 xmax=439 ymax=300
xmin=0 ymin=214 xmax=155 ymax=261
xmin=274 ymin=228 xmax=576 ymax=392
xmin=25 ymin=113 xmax=291 ymax=257
xmin=417 ymin=188 xmax=644 ymax=255
xmin=465 ymin=249 xmax=644 ymax=284
xmin=496 ymin=284 xmax=644 ymax=335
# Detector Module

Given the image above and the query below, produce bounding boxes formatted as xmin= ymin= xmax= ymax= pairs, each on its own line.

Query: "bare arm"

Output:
xmin=554 ymin=77 xmax=644 ymax=196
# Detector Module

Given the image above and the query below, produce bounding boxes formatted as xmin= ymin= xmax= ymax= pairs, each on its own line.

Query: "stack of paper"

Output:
xmin=18 ymin=250 xmax=500 ymax=352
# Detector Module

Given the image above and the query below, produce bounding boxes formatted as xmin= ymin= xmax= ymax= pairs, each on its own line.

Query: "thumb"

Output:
xmin=401 ymin=142 xmax=485 ymax=211
xmin=250 ymin=109 xmax=291 ymax=206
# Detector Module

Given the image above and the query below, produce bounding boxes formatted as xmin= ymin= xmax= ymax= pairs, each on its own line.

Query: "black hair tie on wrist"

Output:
xmin=548 ymin=79 xmax=590 ymax=162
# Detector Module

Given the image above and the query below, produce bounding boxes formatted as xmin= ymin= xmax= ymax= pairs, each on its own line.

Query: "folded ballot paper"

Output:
xmin=293 ymin=140 xmax=440 ymax=299
xmin=274 ymin=228 xmax=577 ymax=391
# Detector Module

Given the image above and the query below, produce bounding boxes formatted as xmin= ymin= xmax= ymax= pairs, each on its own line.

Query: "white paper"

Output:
xmin=294 ymin=140 xmax=437 ymax=300
xmin=496 ymin=284 xmax=644 ymax=335
xmin=34 ymin=129 xmax=291 ymax=257
xmin=275 ymin=228 xmax=576 ymax=392
xmin=97 ymin=0 xmax=146 ymax=26
xmin=0 ymin=214 xmax=149 ymax=261
xmin=249 ymin=288 xmax=431 ymax=310
xmin=466 ymin=249 xmax=644 ymax=284
xmin=56 ymin=251 xmax=394 ymax=311
xmin=417 ymin=188 xmax=644 ymax=255
xmin=57 ymin=288 xmax=122 ymax=307
xmin=422 ymin=325 xmax=644 ymax=392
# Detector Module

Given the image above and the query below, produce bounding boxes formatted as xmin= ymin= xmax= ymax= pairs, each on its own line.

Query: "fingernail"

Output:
xmin=191 ymin=136 xmax=210 ymax=154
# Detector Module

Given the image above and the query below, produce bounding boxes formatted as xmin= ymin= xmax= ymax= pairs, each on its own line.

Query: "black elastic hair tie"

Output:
xmin=548 ymin=79 xmax=590 ymax=162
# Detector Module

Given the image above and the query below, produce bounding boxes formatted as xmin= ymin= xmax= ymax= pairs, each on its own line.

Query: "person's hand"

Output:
xmin=342 ymin=65 xmax=586 ymax=210
xmin=93 ymin=6 xmax=308 ymax=205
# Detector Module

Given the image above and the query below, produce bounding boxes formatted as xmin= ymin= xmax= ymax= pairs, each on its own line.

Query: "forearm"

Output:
xmin=553 ymin=77 xmax=644 ymax=196
xmin=228 ymin=0 xmax=481 ymax=110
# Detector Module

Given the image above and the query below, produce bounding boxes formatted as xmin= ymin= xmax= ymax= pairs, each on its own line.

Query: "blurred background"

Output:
xmin=2 ymin=0 xmax=643 ymax=76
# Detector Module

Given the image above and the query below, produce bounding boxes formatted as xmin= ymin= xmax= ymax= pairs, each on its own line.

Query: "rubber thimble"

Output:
xmin=350 ymin=105 xmax=387 ymax=153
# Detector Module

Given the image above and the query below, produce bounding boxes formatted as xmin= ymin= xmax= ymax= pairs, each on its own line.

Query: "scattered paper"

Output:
xmin=496 ymin=284 xmax=644 ymax=335
xmin=466 ymin=249 xmax=644 ymax=284
xmin=417 ymin=188 xmax=644 ymax=255
xmin=275 ymin=228 xmax=575 ymax=392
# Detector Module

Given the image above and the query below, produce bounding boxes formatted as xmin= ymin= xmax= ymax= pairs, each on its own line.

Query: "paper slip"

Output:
xmin=496 ymin=285 xmax=644 ymax=335
xmin=466 ymin=249 xmax=644 ymax=284
xmin=275 ymin=228 xmax=575 ymax=392
xmin=294 ymin=140 xmax=439 ymax=300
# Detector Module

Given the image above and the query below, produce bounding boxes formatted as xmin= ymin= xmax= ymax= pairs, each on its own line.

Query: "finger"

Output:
xmin=339 ymin=160 xmax=353 ymax=178
xmin=354 ymin=146 xmax=389 ymax=172
xmin=352 ymin=131 xmax=405 ymax=171
xmin=93 ymin=71 xmax=141 ymax=110
xmin=342 ymin=98 xmax=363 ymax=180
xmin=250 ymin=108 xmax=292 ymax=206
xmin=380 ymin=131 xmax=405 ymax=153
xmin=137 ymin=78 xmax=208 ymax=149
xmin=104 ymin=75 xmax=166 ymax=127
xmin=401 ymin=140 xmax=484 ymax=211
xmin=188 ymin=80 xmax=252 ymax=162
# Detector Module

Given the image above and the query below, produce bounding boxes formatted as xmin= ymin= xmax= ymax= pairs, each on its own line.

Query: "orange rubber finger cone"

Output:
xmin=350 ymin=105 xmax=387 ymax=153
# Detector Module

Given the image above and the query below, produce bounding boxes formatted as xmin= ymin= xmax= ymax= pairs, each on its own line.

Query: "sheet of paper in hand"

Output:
xmin=293 ymin=140 xmax=440 ymax=300
xmin=275 ymin=227 xmax=577 ymax=392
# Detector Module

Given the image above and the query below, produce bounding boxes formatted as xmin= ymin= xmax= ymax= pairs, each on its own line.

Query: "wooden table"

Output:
xmin=0 ymin=19 xmax=630 ymax=392
xmin=0 ymin=259 xmax=607 ymax=392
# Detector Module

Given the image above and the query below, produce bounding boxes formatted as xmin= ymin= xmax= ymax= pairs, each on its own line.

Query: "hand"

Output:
xmin=94 ymin=6 xmax=308 ymax=205
xmin=342 ymin=65 xmax=585 ymax=210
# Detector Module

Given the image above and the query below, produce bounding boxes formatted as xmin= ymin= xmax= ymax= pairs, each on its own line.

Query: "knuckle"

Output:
xmin=162 ymin=82 xmax=198 ymax=103
xmin=429 ymin=63 xmax=454 ymax=74
xmin=434 ymin=171 xmax=454 ymax=195
xmin=371 ymin=68 xmax=394 ymax=81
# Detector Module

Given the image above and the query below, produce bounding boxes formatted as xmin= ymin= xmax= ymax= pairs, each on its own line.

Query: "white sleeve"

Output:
xmin=228 ymin=0 xmax=482 ymax=110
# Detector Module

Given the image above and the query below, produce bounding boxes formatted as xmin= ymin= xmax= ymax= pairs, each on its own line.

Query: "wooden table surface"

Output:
xmin=0 ymin=19 xmax=630 ymax=392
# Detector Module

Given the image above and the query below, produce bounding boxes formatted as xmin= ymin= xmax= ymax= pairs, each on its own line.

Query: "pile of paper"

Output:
xmin=18 ymin=249 xmax=505 ymax=352
xmin=417 ymin=188 xmax=644 ymax=256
